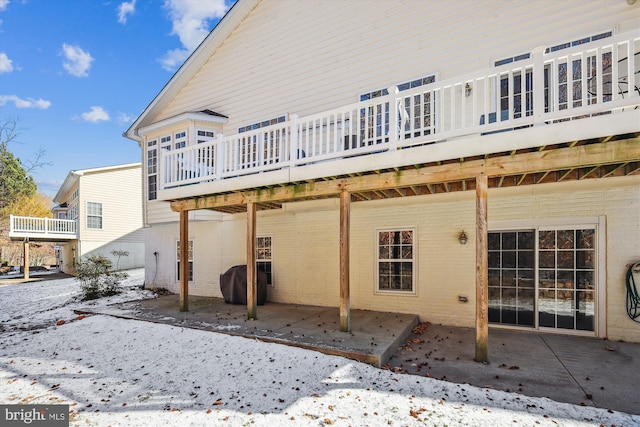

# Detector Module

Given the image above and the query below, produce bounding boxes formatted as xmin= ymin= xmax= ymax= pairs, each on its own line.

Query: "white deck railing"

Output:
xmin=9 ymin=215 xmax=77 ymax=240
xmin=160 ymin=30 xmax=639 ymax=190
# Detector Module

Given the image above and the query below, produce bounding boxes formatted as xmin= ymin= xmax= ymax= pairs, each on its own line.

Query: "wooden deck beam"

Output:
xmin=169 ymin=138 xmax=639 ymax=212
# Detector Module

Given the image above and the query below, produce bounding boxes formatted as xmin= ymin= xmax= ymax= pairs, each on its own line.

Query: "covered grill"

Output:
xmin=220 ymin=265 xmax=268 ymax=305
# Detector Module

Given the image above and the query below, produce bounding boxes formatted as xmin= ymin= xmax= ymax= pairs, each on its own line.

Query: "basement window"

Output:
xmin=176 ymin=240 xmax=194 ymax=282
xmin=376 ymin=228 xmax=416 ymax=294
xmin=257 ymin=236 xmax=273 ymax=286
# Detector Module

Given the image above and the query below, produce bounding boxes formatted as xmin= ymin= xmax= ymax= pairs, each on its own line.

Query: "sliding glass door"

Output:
xmin=488 ymin=227 xmax=596 ymax=333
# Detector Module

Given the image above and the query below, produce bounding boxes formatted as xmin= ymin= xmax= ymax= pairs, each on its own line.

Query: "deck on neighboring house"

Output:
xmin=8 ymin=215 xmax=77 ymax=242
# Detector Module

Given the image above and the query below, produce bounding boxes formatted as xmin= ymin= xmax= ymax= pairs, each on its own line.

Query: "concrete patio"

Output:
xmin=76 ymin=295 xmax=419 ymax=368
xmin=387 ymin=323 xmax=640 ymax=415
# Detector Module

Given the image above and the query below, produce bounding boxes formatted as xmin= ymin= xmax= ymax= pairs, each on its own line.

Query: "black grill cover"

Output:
xmin=220 ymin=265 xmax=268 ymax=305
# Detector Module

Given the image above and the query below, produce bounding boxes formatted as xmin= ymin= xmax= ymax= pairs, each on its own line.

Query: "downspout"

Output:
xmin=123 ymin=130 xmax=149 ymax=227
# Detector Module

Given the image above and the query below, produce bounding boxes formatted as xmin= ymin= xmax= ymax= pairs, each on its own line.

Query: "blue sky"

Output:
xmin=0 ymin=0 xmax=234 ymax=197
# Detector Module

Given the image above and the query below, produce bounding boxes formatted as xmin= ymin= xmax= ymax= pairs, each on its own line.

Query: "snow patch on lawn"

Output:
xmin=1 ymin=270 xmax=638 ymax=426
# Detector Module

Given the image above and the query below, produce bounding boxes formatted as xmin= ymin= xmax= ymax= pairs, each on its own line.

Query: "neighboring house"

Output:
xmin=9 ymin=163 xmax=145 ymax=275
xmin=125 ymin=0 xmax=640 ymax=352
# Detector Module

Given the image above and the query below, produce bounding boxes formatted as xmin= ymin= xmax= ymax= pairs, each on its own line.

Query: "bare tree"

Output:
xmin=1 ymin=118 xmax=52 ymax=171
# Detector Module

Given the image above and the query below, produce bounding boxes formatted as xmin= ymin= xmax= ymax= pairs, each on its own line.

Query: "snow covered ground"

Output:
xmin=1 ymin=270 xmax=638 ymax=426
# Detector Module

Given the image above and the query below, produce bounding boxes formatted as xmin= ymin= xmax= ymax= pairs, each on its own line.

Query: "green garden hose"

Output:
xmin=627 ymin=262 xmax=640 ymax=323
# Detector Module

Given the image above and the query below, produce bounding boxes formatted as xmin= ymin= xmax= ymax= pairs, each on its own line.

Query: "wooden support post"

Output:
xmin=23 ymin=239 xmax=30 ymax=281
xmin=339 ymin=190 xmax=351 ymax=332
xmin=179 ymin=210 xmax=189 ymax=312
xmin=246 ymin=200 xmax=257 ymax=320
xmin=475 ymin=174 xmax=489 ymax=363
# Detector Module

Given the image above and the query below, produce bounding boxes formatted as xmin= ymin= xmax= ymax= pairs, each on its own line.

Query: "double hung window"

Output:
xmin=257 ymin=236 xmax=273 ymax=285
xmin=86 ymin=202 xmax=103 ymax=229
xmin=176 ymin=240 xmax=194 ymax=282
xmin=376 ymin=228 xmax=416 ymax=293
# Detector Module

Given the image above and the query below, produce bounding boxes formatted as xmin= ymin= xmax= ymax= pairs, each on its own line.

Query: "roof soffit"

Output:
xmin=138 ymin=111 xmax=228 ymax=136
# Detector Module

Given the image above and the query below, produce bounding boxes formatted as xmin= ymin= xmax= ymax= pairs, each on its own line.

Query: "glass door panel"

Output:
xmin=537 ymin=229 xmax=595 ymax=332
xmin=488 ymin=230 xmax=535 ymax=327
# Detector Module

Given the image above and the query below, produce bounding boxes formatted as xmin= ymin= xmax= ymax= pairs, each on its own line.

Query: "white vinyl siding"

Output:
xmin=157 ymin=1 xmax=638 ymax=133
xmin=78 ymin=165 xmax=144 ymax=243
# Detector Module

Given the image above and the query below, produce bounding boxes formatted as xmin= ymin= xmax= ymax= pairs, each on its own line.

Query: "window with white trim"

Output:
xmin=176 ymin=240 xmax=194 ymax=282
xmin=376 ymin=228 xmax=416 ymax=293
xmin=239 ymin=115 xmax=287 ymax=133
xmin=257 ymin=236 xmax=273 ymax=286
xmin=86 ymin=202 xmax=103 ymax=229
xmin=147 ymin=139 xmax=157 ymax=201
xmin=174 ymin=130 xmax=187 ymax=149
xmin=160 ymin=134 xmax=172 ymax=151
xmin=196 ymin=129 xmax=216 ymax=144
xmin=360 ymin=74 xmax=437 ymax=144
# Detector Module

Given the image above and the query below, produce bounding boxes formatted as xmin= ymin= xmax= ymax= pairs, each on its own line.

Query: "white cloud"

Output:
xmin=159 ymin=47 xmax=190 ymax=71
xmin=77 ymin=106 xmax=110 ymax=123
xmin=61 ymin=43 xmax=94 ymax=77
xmin=159 ymin=0 xmax=229 ymax=71
xmin=116 ymin=111 xmax=133 ymax=124
xmin=0 ymin=52 xmax=13 ymax=73
xmin=0 ymin=95 xmax=51 ymax=109
xmin=0 ymin=0 xmax=9 ymax=12
xmin=117 ymin=0 xmax=136 ymax=24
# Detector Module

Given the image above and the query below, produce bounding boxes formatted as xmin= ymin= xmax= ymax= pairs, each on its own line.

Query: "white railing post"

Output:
xmin=627 ymin=39 xmax=636 ymax=101
xmin=388 ymin=86 xmax=399 ymax=151
xmin=216 ymin=133 xmax=225 ymax=180
xmin=532 ymin=46 xmax=546 ymax=125
xmin=9 ymin=214 xmax=14 ymax=234
xmin=289 ymin=114 xmax=299 ymax=166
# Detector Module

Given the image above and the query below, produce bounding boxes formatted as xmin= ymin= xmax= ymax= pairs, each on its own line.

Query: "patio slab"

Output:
xmin=387 ymin=323 xmax=640 ymax=415
xmin=76 ymin=295 xmax=419 ymax=368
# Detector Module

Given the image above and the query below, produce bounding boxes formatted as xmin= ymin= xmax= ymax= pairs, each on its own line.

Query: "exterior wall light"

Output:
xmin=458 ymin=230 xmax=468 ymax=245
xmin=465 ymin=83 xmax=472 ymax=97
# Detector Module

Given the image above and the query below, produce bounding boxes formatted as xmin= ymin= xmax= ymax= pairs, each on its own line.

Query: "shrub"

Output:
xmin=110 ymin=249 xmax=129 ymax=270
xmin=75 ymin=254 xmax=128 ymax=301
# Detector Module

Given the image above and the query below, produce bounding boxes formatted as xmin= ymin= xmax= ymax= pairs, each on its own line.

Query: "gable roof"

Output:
xmin=124 ymin=0 xmax=259 ymax=143
xmin=53 ymin=163 xmax=141 ymax=203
